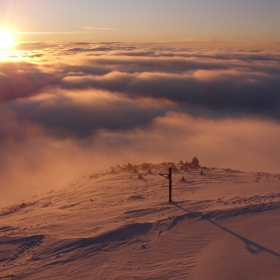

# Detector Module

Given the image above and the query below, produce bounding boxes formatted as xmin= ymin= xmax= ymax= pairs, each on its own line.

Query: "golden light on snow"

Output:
xmin=0 ymin=29 xmax=15 ymax=49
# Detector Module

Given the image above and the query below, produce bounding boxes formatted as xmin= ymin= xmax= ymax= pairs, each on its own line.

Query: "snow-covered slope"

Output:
xmin=1 ymin=162 xmax=280 ymax=279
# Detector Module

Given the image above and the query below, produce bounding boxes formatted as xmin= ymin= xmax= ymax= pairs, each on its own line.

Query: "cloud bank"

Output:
xmin=1 ymin=43 xmax=280 ymax=206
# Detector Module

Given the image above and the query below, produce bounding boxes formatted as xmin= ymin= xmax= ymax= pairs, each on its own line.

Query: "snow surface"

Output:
xmin=0 ymin=162 xmax=280 ymax=279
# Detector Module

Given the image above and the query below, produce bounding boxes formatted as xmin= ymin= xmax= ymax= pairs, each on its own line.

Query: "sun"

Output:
xmin=0 ymin=29 xmax=14 ymax=49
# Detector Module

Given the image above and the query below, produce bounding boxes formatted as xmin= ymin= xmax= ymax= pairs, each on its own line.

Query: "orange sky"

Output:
xmin=0 ymin=0 xmax=279 ymax=49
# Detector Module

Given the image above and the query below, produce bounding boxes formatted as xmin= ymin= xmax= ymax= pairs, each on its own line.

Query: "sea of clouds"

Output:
xmin=1 ymin=42 xmax=280 ymax=205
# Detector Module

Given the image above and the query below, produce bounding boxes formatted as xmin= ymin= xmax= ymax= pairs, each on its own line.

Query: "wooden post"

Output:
xmin=169 ymin=167 xmax=172 ymax=203
xmin=159 ymin=167 xmax=173 ymax=203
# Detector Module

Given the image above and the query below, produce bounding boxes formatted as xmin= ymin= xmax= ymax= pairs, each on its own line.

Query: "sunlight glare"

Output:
xmin=0 ymin=29 xmax=14 ymax=49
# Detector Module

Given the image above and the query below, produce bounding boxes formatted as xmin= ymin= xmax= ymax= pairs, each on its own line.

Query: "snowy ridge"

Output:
xmin=0 ymin=162 xmax=280 ymax=279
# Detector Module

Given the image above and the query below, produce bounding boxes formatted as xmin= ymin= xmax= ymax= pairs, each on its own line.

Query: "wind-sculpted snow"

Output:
xmin=0 ymin=234 xmax=45 ymax=262
xmin=0 ymin=163 xmax=280 ymax=279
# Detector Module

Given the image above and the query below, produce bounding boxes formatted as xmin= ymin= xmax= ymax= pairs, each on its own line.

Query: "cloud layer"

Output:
xmin=1 ymin=43 xmax=280 ymax=206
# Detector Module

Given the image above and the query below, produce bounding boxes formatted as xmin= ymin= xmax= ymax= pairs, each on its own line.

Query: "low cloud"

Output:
xmin=61 ymin=67 xmax=280 ymax=121
xmin=5 ymin=88 xmax=176 ymax=137
xmin=83 ymin=26 xmax=120 ymax=31
xmin=0 ymin=62 xmax=60 ymax=102
xmin=1 ymin=43 xmax=280 ymax=206
xmin=16 ymin=31 xmax=90 ymax=35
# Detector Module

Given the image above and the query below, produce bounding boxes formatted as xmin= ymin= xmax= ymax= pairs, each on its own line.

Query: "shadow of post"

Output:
xmin=173 ymin=202 xmax=280 ymax=258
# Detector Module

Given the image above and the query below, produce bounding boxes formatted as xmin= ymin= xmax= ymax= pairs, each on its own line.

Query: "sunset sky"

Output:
xmin=1 ymin=0 xmax=280 ymax=47
xmin=1 ymin=0 xmax=280 ymax=204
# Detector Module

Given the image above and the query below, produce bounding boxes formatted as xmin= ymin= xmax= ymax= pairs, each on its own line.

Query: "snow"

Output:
xmin=0 ymin=162 xmax=280 ymax=279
